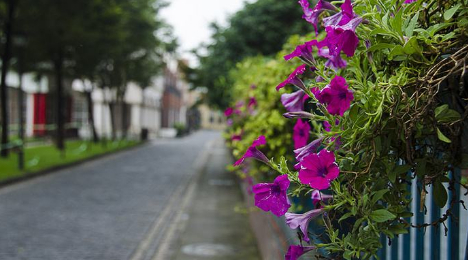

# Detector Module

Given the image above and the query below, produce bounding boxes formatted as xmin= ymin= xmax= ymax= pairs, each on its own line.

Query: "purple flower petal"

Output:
xmin=234 ymin=136 xmax=270 ymax=166
xmin=311 ymin=190 xmax=333 ymax=207
xmin=224 ymin=107 xmax=233 ymax=117
xmin=253 ymin=174 xmax=291 ymax=217
xmin=316 ymin=76 xmax=354 ymax=116
xmin=283 ymin=111 xmax=314 ymax=119
xmin=284 ymin=41 xmax=316 ymax=66
xmin=299 ymin=0 xmax=336 ymax=35
xmin=285 ymin=208 xmax=324 ymax=242
xmin=322 ymin=0 xmax=356 ymax=27
xmin=293 ymin=119 xmax=311 ymax=149
xmin=248 ymin=97 xmax=257 ymax=108
xmin=298 ymin=149 xmax=340 ymax=190
xmin=276 ymin=64 xmax=307 ymax=91
xmin=285 ymin=245 xmax=316 ymax=260
xmin=294 ymin=137 xmax=324 ymax=168
xmin=317 ymin=47 xmax=347 ymax=71
xmin=281 ymin=90 xmax=307 ymax=112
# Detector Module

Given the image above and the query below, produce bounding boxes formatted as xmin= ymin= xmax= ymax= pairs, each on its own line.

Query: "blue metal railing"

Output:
xmin=375 ymin=168 xmax=467 ymax=260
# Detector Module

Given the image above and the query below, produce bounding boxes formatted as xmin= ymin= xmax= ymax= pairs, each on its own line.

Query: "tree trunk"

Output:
xmin=17 ymin=54 xmax=24 ymax=170
xmin=85 ymin=90 xmax=99 ymax=143
xmin=108 ymin=101 xmax=116 ymax=140
xmin=0 ymin=0 xmax=17 ymax=158
xmin=54 ymin=48 xmax=65 ymax=152
xmin=121 ymin=96 xmax=127 ymax=139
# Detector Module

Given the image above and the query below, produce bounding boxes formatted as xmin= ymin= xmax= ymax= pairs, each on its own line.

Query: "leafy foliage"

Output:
xmin=227 ymin=0 xmax=468 ymax=258
xmin=191 ymin=0 xmax=310 ymax=109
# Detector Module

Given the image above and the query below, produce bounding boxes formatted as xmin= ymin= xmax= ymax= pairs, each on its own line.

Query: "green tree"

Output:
xmin=192 ymin=0 xmax=309 ymax=109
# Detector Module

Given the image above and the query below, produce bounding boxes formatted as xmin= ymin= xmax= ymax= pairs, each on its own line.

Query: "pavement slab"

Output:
xmin=165 ymin=137 xmax=260 ymax=260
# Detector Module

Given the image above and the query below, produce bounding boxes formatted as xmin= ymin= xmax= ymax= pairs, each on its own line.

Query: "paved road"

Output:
xmin=0 ymin=130 xmax=220 ymax=260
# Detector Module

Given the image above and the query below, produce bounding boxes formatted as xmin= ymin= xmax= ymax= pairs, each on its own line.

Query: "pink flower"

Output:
xmin=324 ymin=23 xmax=360 ymax=58
xmin=276 ymin=64 xmax=307 ymax=91
xmin=298 ymin=0 xmax=336 ymax=35
xmin=294 ymin=137 xmax=324 ymax=169
xmin=281 ymin=90 xmax=307 ymax=112
xmin=299 ymin=149 xmax=340 ymax=190
xmin=285 ymin=208 xmax=324 ymax=242
xmin=283 ymin=111 xmax=314 ymax=119
xmin=322 ymin=0 xmax=356 ymax=27
xmin=285 ymin=245 xmax=316 ymax=260
xmin=284 ymin=41 xmax=316 ymax=66
xmin=293 ymin=119 xmax=310 ymax=149
xmin=311 ymin=189 xmax=333 ymax=207
xmin=248 ymin=97 xmax=257 ymax=108
xmin=315 ymin=76 xmax=354 ymax=116
xmin=252 ymin=174 xmax=291 ymax=217
xmin=233 ymin=136 xmax=270 ymax=166
xmin=323 ymin=119 xmax=339 ymax=131
xmin=224 ymin=107 xmax=233 ymax=117
xmin=317 ymin=47 xmax=348 ymax=71
xmin=231 ymin=133 xmax=242 ymax=142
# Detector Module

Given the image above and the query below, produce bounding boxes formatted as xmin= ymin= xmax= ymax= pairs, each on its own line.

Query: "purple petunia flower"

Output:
xmin=311 ymin=189 xmax=334 ymax=207
xmin=316 ymin=76 xmax=354 ymax=116
xmin=299 ymin=0 xmax=336 ymax=35
xmin=283 ymin=111 xmax=314 ymax=119
xmin=323 ymin=119 xmax=339 ymax=131
xmin=248 ymin=97 xmax=257 ymax=108
xmin=324 ymin=22 xmax=361 ymax=57
xmin=293 ymin=119 xmax=311 ymax=149
xmin=284 ymin=41 xmax=316 ymax=66
xmin=317 ymin=47 xmax=348 ymax=71
xmin=299 ymin=149 xmax=340 ymax=190
xmin=322 ymin=0 xmax=356 ymax=27
xmin=281 ymin=90 xmax=307 ymax=112
xmin=276 ymin=64 xmax=307 ymax=92
xmin=294 ymin=137 xmax=324 ymax=168
xmin=231 ymin=133 xmax=242 ymax=142
xmin=226 ymin=118 xmax=233 ymax=126
xmin=285 ymin=208 xmax=324 ymax=242
xmin=233 ymin=135 xmax=270 ymax=166
xmin=224 ymin=107 xmax=233 ymax=117
xmin=252 ymin=174 xmax=291 ymax=217
xmin=285 ymin=245 xmax=316 ymax=260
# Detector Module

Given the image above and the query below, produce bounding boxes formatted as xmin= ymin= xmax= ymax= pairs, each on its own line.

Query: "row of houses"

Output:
xmin=2 ymin=56 xmax=225 ymax=141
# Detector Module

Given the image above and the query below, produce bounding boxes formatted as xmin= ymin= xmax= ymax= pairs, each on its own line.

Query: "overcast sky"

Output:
xmin=160 ymin=0 xmax=253 ymax=65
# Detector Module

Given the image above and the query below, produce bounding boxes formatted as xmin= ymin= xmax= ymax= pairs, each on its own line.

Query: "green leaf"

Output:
xmin=339 ymin=212 xmax=354 ymax=222
xmin=370 ymin=209 xmax=396 ymax=222
xmin=405 ymin=12 xmax=419 ymax=37
xmin=371 ymin=189 xmax=389 ymax=204
xmin=389 ymin=165 xmax=411 ymax=182
xmin=435 ymin=104 xmax=461 ymax=123
xmin=403 ymin=37 xmax=422 ymax=55
xmin=389 ymin=224 xmax=409 ymax=234
xmin=368 ymin=43 xmax=396 ymax=52
xmin=436 ymin=128 xmax=452 ymax=143
xmin=433 ymin=180 xmax=448 ymax=208
xmin=444 ymin=4 xmax=461 ymax=20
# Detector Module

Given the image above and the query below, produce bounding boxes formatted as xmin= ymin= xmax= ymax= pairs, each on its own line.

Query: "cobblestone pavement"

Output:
xmin=0 ymin=130 xmax=220 ymax=260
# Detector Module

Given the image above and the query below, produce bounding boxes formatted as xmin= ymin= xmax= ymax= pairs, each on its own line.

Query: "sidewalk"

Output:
xmin=154 ymin=137 xmax=260 ymax=260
